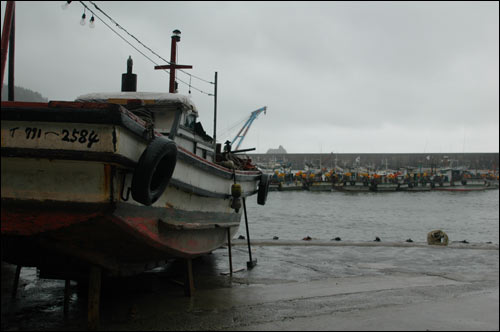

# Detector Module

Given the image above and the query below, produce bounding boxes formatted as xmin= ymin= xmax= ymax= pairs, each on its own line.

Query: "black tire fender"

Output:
xmin=131 ymin=136 xmax=177 ymax=206
xmin=257 ymin=174 xmax=271 ymax=205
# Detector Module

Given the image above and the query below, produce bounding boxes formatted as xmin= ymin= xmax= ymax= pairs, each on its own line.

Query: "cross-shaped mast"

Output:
xmin=154 ymin=29 xmax=192 ymax=93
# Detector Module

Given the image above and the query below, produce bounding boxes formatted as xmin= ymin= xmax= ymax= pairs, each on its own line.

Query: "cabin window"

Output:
xmin=184 ymin=114 xmax=196 ymax=130
xmin=154 ymin=112 xmax=176 ymax=135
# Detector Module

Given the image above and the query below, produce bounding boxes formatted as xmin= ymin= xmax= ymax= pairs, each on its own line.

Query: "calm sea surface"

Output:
xmin=244 ymin=189 xmax=499 ymax=244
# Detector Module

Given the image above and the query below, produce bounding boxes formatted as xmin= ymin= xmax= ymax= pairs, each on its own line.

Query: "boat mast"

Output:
xmin=1 ymin=1 xmax=15 ymax=100
xmin=154 ymin=29 xmax=192 ymax=93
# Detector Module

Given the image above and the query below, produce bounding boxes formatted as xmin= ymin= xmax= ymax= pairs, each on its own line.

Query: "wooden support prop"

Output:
xmin=64 ymin=279 xmax=71 ymax=319
xmin=184 ymin=258 xmax=195 ymax=297
xmin=87 ymin=266 xmax=101 ymax=331
xmin=11 ymin=265 xmax=21 ymax=299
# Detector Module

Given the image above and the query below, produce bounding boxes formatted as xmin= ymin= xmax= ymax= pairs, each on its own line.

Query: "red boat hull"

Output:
xmin=1 ymin=199 xmax=240 ymax=277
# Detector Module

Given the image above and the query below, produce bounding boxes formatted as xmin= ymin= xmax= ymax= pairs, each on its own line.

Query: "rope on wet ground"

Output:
xmin=229 ymin=239 xmax=499 ymax=250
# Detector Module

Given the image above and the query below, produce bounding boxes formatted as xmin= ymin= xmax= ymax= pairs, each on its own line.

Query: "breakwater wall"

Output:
xmin=249 ymin=152 xmax=499 ymax=170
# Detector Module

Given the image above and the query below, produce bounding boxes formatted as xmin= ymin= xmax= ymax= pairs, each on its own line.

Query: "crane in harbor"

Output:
xmin=230 ymin=106 xmax=267 ymax=150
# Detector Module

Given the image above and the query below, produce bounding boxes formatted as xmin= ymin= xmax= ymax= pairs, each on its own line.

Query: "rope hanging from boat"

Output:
xmin=129 ymin=107 xmax=154 ymax=125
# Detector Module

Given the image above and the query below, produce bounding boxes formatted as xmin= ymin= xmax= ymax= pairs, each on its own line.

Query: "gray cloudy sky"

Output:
xmin=2 ymin=1 xmax=498 ymax=153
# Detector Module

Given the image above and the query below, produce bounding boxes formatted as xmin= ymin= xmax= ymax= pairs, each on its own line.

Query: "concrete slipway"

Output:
xmin=1 ymin=240 xmax=499 ymax=331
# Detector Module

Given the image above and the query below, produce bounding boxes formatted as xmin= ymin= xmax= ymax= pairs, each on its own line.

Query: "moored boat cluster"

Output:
xmin=267 ymin=168 xmax=499 ymax=192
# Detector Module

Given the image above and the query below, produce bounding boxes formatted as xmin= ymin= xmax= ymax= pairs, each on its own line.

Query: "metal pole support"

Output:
xmin=242 ymin=197 xmax=257 ymax=269
xmin=227 ymin=228 xmax=233 ymax=276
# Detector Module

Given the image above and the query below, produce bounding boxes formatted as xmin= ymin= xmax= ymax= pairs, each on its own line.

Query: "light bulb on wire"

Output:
xmin=61 ymin=1 xmax=72 ymax=10
xmin=89 ymin=16 xmax=95 ymax=28
xmin=80 ymin=12 xmax=86 ymax=26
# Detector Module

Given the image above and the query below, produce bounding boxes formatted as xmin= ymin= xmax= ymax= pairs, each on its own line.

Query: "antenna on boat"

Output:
xmin=213 ymin=71 xmax=218 ymax=152
xmin=154 ymin=29 xmax=192 ymax=93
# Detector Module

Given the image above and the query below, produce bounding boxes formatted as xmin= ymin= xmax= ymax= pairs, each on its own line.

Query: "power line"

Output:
xmin=77 ymin=2 xmax=213 ymax=95
xmin=86 ymin=1 xmax=214 ymax=86
xmin=78 ymin=2 xmax=158 ymax=68
xmin=218 ymin=116 xmax=250 ymax=141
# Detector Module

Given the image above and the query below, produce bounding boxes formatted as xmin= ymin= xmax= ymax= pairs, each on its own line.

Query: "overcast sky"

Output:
xmin=2 ymin=1 xmax=498 ymax=153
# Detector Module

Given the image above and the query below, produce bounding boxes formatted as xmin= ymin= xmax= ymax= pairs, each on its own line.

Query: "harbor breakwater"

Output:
xmin=250 ymin=152 xmax=499 ymax=170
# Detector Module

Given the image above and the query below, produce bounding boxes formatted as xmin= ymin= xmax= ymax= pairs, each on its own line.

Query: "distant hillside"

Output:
xmin=1 ymin=85 xmax=48 ymax=102
xmin=267 ymin=145 xmax=288 ymax=154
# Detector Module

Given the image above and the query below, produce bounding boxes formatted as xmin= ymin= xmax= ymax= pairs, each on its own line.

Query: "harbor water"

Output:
xmin=244 ymin=189 xmax=499 ymax=244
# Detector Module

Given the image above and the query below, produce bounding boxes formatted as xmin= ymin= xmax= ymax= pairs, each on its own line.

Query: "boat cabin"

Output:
xmin=76 ymin=92 xmax=215 ymax=162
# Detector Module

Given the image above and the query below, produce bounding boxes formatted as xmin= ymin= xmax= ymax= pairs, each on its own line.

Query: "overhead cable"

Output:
xmin=87 ymin=1 xmax=214 ymax=86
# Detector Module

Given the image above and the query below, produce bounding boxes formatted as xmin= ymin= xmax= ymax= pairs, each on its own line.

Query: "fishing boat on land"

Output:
xmin=1 ymin=28 xmax=269 ymax=279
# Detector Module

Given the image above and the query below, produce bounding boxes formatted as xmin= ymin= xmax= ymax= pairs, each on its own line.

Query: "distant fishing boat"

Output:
xmin=431 ymin=168 xmax=487 ymax=191
xmin=400 ymin=182 xmax=432 ymax=192
xmin=485 ymin=178 xmax=499 ymax=189
xmin=372 ymin=182 xmax=398 ymax=192
xmin=334 ymin=171 xmax=371 ymax=192
xmin=279 ymin=181 xmax=304 ymax=191
xmin=336 ymin=180 xmax=371 ymax=192
xmin=307 ymin=181 xmax=332 ymax=191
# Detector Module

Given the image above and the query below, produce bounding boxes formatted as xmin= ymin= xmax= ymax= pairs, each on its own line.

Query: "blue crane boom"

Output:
xmin=230 ymin=106 xmax=267 ymax=150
